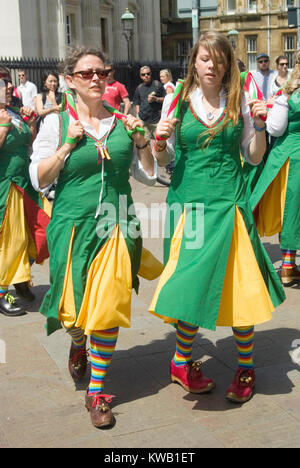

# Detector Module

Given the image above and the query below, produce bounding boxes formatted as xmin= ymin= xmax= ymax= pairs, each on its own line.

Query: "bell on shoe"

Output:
xmin=170 ymin=360 xmax=216 ymax=394
xmin=226 ymin=368 xmax=256 ymax=404
xmin=0 ymin=293 xmax=26 ymax=317
xmin=68 ymin=342 xmax=89 ymax=382
xmin=85 ymin=391 xmax=115 ymax=428
xmin=281 ymin=266 xmax=300 ymax=287
xmin=13 ymin=282 xmax=35 ymax=302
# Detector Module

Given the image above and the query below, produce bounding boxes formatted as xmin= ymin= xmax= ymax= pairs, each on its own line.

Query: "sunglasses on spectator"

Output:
xmin=141 ymin=72 xmax=151 ymax=76
xmin=258 ymin=60 xmax=269 ymax=64
xmin=72 ymin=69 xmax=110 ymax=80
xmin=279 ymin=63 xmax=288 ymax=66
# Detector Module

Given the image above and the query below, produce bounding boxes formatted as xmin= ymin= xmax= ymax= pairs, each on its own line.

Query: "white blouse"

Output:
xmin=266 ymin=93 xmax=289 ymax=137
xmin=162 ymin=87 xmax=258 ymax=166
xmin=30 ymin=113 xmax=157 ymax=195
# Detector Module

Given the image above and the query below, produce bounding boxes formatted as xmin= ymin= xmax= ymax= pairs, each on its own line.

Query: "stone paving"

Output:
xmin=0 ymin=180 xmax=299 ymax=448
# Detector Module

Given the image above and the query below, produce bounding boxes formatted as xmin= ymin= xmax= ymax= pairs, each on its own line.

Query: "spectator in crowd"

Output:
xmin=102 ymin=63 xmax=131 ymax=115
xmin=252 ymin=53 xmax=276 ymax=100
xmin=0 ymin=66 xmax=23 ymax=108
xmin=133 ymin=66 xmax=165 ymax=141
xmin=160 ymin=69 xmax=175 ymax=94
xmin=269 ymin=55 xmax=290 ymax=97
xmin=34 ymin=71 xmax=62 ymax=125
xmin=17 ymin=69 xmax=37 ymax=109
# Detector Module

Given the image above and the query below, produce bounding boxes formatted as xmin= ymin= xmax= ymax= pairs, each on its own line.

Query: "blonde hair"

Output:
xmin=181 ymin=31 xmax=242 ymax=147
xmin=284 ymin=51 xmax=300 ymax=95
xmin=160 ymin=69 xmax=173 ymax=82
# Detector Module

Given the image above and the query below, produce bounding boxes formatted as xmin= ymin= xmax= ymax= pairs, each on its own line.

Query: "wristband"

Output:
xmin=0 ymin=123 xmax=11 ymax=127
xmin=65 ymin=136 xmax=79 ymax=145
xmin=154 ymin=140 xmax=167 ymax=152
xmin=253 ymin=122 xmax=266 ymax=132
xmin=135 ymin=141 xmax=149 ymax=150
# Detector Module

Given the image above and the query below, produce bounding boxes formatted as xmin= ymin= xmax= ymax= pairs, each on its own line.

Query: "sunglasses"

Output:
xmin=279 ymin=63 xmax=288 ymax=66
xmin=141 ymin=72 xmax=151 ymax=77
xmin=72 ymin=68 xmax=110 ymax=80
xmin=258 ymin=60 xmax=269 ymax=64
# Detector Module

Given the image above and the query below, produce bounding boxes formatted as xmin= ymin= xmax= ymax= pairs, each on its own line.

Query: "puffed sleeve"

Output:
xmin=29 ymin=113 xmax=61 ymax=194
xmin=240 ymin=91 xmax=260 ymax=166
xmin=266 ymin=93 xmax=289 ymax=137
xmin=130 ymin=150 xmax=157 ymax=186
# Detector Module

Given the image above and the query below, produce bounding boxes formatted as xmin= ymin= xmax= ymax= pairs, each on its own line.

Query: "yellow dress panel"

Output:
xmin=0 ymin=184 xmax=36 ymax=286
xmin=256 ymin=158 xmax=290 ymax=237
xmin=149 ymin=207 xmax=274 ymax=327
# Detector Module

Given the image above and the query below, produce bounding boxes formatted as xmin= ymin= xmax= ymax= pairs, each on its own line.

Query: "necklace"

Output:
xmin=207 ymin=111 xmax=215 ymax=121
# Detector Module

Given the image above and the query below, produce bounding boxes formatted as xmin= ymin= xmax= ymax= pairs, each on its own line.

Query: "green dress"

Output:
xmin=0 ymin=107 xmax=49 ymax=265
xmin=250 ymin=93 xmax=300 ymax=250
xmin=41 ymin=112 xmax=145 ymax=335
xmin=149 ymin=100 xmax=285 ymax=331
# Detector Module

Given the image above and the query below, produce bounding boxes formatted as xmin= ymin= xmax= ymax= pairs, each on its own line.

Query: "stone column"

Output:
xmin=46 ymin=0 xmax=60 ymax=58
xmin=38 ymin=0 xmax=49 ymax=58
xmin=137 ymin=0 xmax=161 ymax=61
xmin=81 ymin=0 xmax=101 ymax=47
xmin=111 ymin=0 xmax=129 ymax=61
xmin=57 ymin=0 xmax=67 ymax=58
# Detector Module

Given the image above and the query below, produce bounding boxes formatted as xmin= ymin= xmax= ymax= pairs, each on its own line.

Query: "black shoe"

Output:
xmin=13 ymin=282 xmax=35 ymax=302
xmin=0 ymin=293 xmax=26 ymax=317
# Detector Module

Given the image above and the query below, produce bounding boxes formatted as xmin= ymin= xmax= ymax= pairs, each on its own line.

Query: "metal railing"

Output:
xmin=0 ymin=57 xmax=187 ymax=100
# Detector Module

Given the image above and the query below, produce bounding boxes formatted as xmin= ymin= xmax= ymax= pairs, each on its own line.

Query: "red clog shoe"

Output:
xmin=226 ymin=368 xmax=256 ymax=403
xmin=170 ymin=360 xmax=216 ymax=394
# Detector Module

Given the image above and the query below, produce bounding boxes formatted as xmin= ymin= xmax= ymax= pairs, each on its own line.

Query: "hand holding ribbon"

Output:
xmin=61 ymin=91 xmax=145 ymax=138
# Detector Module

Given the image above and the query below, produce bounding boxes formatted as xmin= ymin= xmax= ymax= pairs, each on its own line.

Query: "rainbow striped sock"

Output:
xmin=0 ymin=287 xmax=8 ymax=298
xmin=173 ymin=321 xmax=199 ymax=367
xmin=281 ymin=249 xmax=296 ymax=269
xmin=88 ymin=327 xmax=119 ymax=396
xmin=67 ymin=327 xmax=86 ymax=349
xmin=232 ymin=326 xmax=254 ymax=369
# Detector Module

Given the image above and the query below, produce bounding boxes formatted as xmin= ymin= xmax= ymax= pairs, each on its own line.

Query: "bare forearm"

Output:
xmin=0 ymin=127 xmax=9 ymax=148
xmin=248 ymin=131 xmax=266 ymax=165
xmin=153 ymin=146 xmax=171 ymax=167
xmin=123 ymin=99 xmax=131 ymax=116
xmin=137 ymin=144 xmax=154 ymax=176
xmin=38 ymin=144 xmax=72 ymax=188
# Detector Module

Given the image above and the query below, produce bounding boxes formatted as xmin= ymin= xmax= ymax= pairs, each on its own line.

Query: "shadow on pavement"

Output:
xmin=102 ymin=327 xmax=299 ymax=412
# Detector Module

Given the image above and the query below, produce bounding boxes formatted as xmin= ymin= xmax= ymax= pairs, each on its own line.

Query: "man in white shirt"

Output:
xmin=17 ymin=70 xmax=38 ymax=109
xmin=252 ymin=53 xmax=276 ymax=100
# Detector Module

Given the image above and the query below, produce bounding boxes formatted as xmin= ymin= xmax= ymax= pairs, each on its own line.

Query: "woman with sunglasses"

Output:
xmin=270 ymin=56 xmax=290 ymax=97
xmin=149 ymin=32 xmax=285 ymax=405
xmin=0 ymin=65 xmax=51 ymax=317
xmin=30 ymin=47 xmax=161 ymax=429
xmin=251 ymin=50 xmax=300 ymax=287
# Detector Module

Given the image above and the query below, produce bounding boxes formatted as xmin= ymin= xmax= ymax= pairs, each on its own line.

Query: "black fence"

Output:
xmin=0 ymin=57 xmax=187 ymax=100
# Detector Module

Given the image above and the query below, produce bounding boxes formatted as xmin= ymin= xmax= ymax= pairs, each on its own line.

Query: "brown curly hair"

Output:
xmin=61 ymin=46 xmax=107 ymax=76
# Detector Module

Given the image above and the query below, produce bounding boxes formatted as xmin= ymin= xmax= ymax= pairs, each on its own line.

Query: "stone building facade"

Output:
xmin=0 ymin=0 xmax=162 ymax=62
xmin=203 ymin=0 xmax=297 ymax=70
xmin=161 ymin=0 xmax=297 ymax=70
